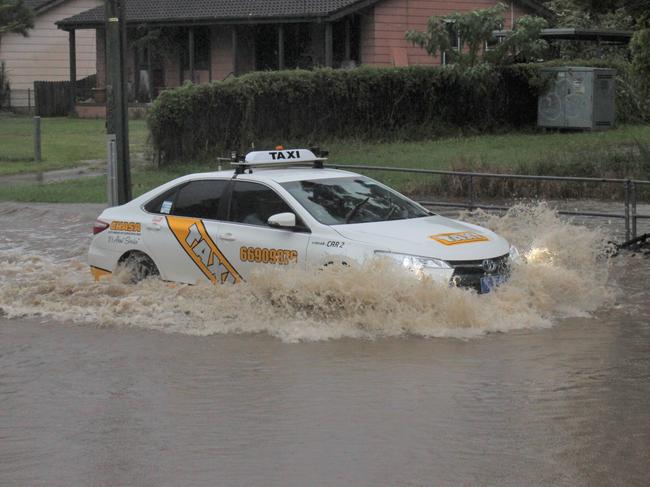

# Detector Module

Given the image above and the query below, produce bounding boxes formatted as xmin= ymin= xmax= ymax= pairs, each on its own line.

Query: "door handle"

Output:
xmin=145 ymin=224 xmax=161 ymax=231
xmin=220 ymin=232 xmax=236 ymax=241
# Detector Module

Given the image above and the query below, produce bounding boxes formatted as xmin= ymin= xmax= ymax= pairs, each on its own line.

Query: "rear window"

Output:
xmin=144 ymin=180 xmax=228 ymax=220
xmin=144 ymin=186 xmax=180 ymax=214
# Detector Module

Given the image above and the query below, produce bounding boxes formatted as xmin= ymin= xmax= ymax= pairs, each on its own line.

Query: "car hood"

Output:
xmin=332 ymin=215 xmax=510 ymax=261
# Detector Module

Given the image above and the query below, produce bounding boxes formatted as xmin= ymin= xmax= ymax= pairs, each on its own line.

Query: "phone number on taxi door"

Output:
xmin=240 ymin=247 xmax=298 ymax=265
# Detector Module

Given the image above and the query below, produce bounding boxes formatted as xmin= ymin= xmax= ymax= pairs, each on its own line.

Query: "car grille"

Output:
xmin=448 ymin=254 xmax=510 ymax=292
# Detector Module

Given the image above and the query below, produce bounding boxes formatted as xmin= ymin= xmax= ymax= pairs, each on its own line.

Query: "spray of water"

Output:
xmin=0 ymin=203 xmax=616 ymax=342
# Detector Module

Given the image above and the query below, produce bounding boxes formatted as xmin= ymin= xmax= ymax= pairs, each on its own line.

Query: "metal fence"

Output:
xmin=2 ymin=88 xmax=35 ymax=112
xmin=327 ymin=164 xmax=650 ymax=242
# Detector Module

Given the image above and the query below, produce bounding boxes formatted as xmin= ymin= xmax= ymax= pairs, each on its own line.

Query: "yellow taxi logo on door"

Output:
xmin=166 ymin=216 xmax=242 ymax=284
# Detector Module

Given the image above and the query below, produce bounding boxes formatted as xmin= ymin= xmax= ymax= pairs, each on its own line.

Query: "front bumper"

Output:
xmin=448 ymin=254 xmax=511 ymax=293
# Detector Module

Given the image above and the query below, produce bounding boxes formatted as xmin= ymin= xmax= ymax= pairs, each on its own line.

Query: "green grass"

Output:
xmin=328 ymin=125 xmax=650 ymax=169
xmin=0 ymin=114 xmax=148 ymax=176
xmin=1 ymin=119 xmax=649 ymax=203
xmin=0 ymin=165 xmax=209 ymax=203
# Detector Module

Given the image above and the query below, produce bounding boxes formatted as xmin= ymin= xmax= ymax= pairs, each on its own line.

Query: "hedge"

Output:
xmin=148 ymin=65 xmax=548 ymax=164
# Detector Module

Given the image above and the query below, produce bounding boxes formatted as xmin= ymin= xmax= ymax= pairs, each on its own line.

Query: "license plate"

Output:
xmin=480 ymin=274 xmax=507 ymax=294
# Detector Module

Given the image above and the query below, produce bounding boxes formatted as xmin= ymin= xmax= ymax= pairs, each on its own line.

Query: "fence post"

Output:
xmin=33 ymin=116 xmax=42 ymax=162
xmin=28 ymin=88 xmax=31 ymax=113
xmin=468 ymin=175 xmax=475 ymax=210
xmin=107 ymin=134 xmax=118 ymax=206
xmin=631 ymin=181 xmax=637 ymax=240
xmin=624 ymin=179 xmax=631 ymax=242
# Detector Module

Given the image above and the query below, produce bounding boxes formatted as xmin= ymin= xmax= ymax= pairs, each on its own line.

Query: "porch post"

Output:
xmin=68 ymin=29 xmax=76 ymax=114
xmin=278 ymin=24 xmax=285 ymax=70
xmin=189 ymin=27 xmax=195 ymax=82
xmin=324 ymin=22 xmax=333 ymax=67
xmin=232 ymin=26 xmax=238 ymax=76
xmin=147 ymin=39 xmax=153 ymax=100
xmin=344 ymin=19 xmax=351 ymax=60
xmin=133 ymin=40 xmax=139 ymax=100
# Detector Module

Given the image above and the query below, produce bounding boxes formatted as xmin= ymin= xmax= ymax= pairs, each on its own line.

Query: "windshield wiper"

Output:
xmin=345 ymin=197 xmax=370 ymax=223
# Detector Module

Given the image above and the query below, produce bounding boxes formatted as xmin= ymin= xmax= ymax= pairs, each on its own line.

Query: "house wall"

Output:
xmin=0 ymin=0 xmax=102 ymax=106
xmin=363 ymin=0 xmax=529 ymax=66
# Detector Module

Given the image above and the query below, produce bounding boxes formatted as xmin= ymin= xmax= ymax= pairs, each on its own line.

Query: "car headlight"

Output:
xmin=375 ymin=251 xmax=452 ymax=274
xmin=509 ymin=245 xmax=521 ymax=262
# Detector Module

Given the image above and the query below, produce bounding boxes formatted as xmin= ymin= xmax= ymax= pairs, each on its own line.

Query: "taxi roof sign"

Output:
xmin=243 ymin=148 xmax=324 ymax=165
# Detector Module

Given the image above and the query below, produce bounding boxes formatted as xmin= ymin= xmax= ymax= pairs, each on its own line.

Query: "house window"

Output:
xmin=442 ymin=21 xmax=460 ymax=66
xmin=180 ymin=27 xmax=211 ymax=72
xmin=486 ymin=23 xmax=504 ymax=51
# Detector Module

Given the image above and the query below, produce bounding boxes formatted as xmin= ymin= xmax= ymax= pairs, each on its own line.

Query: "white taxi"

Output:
xmin=89 ymin=149 xmax=517 ymax=293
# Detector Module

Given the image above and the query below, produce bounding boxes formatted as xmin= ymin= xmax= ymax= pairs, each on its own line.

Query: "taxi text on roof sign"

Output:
xmin=244 ymin=149 xmax=322 ymax=164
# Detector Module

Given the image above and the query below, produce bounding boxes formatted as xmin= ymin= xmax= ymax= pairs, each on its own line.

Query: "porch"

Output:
xmin=64 ymin=18 xmax=363 ymax=116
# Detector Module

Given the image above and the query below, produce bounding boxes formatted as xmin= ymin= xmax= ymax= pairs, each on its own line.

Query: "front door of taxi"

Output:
xmin=215 ymin=180 xmax=310 ymax=279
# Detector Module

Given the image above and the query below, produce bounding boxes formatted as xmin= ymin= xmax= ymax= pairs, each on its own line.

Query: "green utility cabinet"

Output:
xmin=538 ymin=67 xmax=616 ymax=130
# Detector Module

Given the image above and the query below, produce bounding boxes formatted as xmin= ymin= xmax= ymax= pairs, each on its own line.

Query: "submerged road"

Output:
xmin=1 ymin=203 xmax=649 ymax=486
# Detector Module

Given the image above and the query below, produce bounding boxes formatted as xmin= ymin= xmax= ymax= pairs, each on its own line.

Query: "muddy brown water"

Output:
xmin=1 ymin=202 xmax=649 ymax=486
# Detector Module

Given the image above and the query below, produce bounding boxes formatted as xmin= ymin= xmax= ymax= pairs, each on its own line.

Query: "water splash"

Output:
xmin=0 ymin=203 xmax=616 ymax=342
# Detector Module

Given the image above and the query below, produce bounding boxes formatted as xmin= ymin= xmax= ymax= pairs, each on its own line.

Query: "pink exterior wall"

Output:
xmin=363 ymin=0 xmax=531 ymax=66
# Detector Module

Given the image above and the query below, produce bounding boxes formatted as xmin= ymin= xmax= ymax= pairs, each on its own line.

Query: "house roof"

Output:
xmin=57 ymin=0 xmax=553 ymax=30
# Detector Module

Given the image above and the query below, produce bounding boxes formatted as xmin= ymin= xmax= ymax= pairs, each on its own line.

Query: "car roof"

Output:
xmin=178 ymin=167 xmax=359 ymax=184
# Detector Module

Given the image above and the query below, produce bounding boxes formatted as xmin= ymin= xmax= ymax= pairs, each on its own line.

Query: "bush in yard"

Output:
xmin=148 ymin=65 xmax=546 ymax=165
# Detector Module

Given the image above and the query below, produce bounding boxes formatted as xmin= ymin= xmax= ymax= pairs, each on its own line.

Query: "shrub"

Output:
xmin=148 ymin=65 xmax=546 ymax=164
xmin=148 ymin=60 xmax=646 ymax=165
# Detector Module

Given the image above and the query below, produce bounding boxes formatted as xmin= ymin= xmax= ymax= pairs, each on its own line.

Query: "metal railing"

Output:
xmin=327 ymin=164 xmax=650 ymax=242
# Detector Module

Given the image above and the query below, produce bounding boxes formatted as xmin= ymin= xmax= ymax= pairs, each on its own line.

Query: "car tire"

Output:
xmin=117 ymin=251 xmax=160 ymax=283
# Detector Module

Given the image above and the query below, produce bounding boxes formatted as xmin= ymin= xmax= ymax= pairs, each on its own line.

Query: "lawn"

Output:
xmin=0 ymin=114 xmax=148 ymax=176
xmin=0 ymin=115 xmax=649 ymax=203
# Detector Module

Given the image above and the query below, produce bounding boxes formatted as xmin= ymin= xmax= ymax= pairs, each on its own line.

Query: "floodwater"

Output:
xmin=1 ymin=202 xmax=649 ymax=486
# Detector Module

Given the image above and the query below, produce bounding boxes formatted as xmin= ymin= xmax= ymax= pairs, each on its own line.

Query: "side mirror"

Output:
xmin=267 ymin=212 xmax=296 ymax=228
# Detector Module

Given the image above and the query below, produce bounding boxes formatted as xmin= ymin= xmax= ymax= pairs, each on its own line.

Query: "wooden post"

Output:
xmin=105 ymin=0 xmax=131 ymax=204
xmin=133 ymin=43 xmax=140 ymax=100
xmin=232 ymin=26 xmax=238 ymax=76
xmin=278 ymin=24 xmax=285 ymax=70
xmin=344 ymin=19 xmax=351 ymax=61
xmin=324 ymin=22 xmax=333 ymax=67
xmin=33 ymin=116 xmax=41 ymax=162
xmin=189 ymin=27 xmax=195 ymax=83
xmin=68 ymin=30 xmax=76 ymax=115
xmin=147 ymin=39 xmax=153 ymax=100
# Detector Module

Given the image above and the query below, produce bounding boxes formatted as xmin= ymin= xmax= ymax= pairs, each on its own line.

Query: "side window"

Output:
xmin=144 ymin=186 xmax=181 ymax=214
xmin=228 ymin=181 xmax=293 ymax=226
xmin=171 ymin=180 xmax=228 ymax=219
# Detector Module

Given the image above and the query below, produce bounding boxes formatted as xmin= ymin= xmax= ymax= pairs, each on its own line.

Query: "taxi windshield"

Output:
xmin=281 ymin=176 xmax=430 ymax=225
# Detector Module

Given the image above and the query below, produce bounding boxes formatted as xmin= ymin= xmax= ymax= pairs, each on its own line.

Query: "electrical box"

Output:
xmin=538 ymin=67 xmax=616 ymax=130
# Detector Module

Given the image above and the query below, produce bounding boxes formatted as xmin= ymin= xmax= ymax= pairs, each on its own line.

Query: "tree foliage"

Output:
xmin=543 ymin=0 xmax=647 ymax=27
xmin=405 ymin=3 xmax=548 ymax=67
xmin=0 ymin=0 xmax=34 ymax=36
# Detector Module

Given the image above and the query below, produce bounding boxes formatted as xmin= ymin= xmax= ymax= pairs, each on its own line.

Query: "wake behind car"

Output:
xmin=89 ymin=149 xmax=517 ymax=293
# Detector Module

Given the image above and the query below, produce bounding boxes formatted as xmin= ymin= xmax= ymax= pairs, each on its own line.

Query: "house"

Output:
xmin=0 ymin=0 xmax=102 ymax=109
xmin=56 ymin=0 xmax=552 ymax=117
